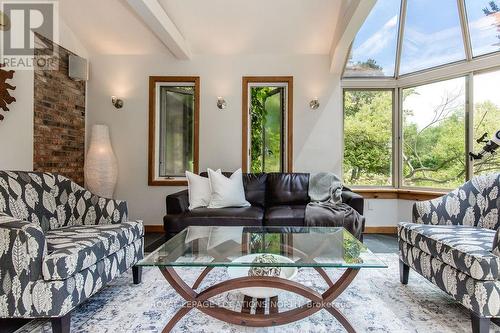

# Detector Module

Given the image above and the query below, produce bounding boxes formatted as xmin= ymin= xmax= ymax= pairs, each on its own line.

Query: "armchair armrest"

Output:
xmin=412 ymin=192 xmax=459 ymax=225
xmin=342 ymin=188 xmax=364 ymax=215
xmin=166 ymin=190 xmax=189 ymax=215
xmin=0 ymin=213 xmax=46 ymax=288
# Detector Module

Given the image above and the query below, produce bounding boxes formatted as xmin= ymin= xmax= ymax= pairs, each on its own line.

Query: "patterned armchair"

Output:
xmin=0 ymin=171 xmax=144 ymax=333
xmin=398 ymin=173 xmax=500 ymax=333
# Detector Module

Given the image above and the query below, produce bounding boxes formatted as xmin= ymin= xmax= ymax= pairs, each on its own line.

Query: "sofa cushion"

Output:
xmin=266 ymin=173 xmax=310 ymax=206
xmin=42 ymin=221 xmax=144 ymax=280
xmin=200 ymin=172 xmax=267 ymax=207
xmin=398 ymin=222 xmax=500 ymax=280
xmin=264 ymin=205 xmax=305 ymax=226
xmin=242 ymin=173 xmax=267 ymax=207
xmin=165 ymin=206 xmax=264 ymax=233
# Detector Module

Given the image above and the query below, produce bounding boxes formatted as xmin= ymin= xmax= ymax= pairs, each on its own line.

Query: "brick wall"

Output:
xmin=33 ymin=34 xmax=86 ymax=185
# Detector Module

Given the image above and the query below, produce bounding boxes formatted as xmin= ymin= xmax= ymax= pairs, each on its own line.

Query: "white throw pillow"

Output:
xmin=186 ymin=170 xmax=220 ymax=210
xmin=207 ymin=168 xmax=251 ymax=208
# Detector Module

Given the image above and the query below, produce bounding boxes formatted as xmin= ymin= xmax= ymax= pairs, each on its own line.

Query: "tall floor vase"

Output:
xmin=84 ymin=124 xmax=118 ymax=198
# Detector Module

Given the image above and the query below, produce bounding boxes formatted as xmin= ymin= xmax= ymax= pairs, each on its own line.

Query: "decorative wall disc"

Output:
xmin=0 ymin=64 xmax=16 ymax=121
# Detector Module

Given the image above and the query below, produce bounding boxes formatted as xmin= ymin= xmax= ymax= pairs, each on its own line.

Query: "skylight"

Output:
xmin=343 ymin=0 xmax=500 ymax=78
xmin=343 ymin=0 xmax=400 ymax=77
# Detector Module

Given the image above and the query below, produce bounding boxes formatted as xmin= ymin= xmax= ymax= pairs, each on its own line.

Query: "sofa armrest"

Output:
xmin=342 ymin=189 xmax=364 ymax=215
xmin=166 ymin=190 xmax=189 ymax=215
xmin=76 ymin=188 xmax=128 ymax=224
xmin=0 ymin=213 xmax=46 ymax=287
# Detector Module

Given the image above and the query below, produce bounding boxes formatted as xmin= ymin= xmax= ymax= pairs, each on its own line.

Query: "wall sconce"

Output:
xmin=217 ymin=96 xmax=227 ymax=110
xmin=111 ymin=96 xmax=123 ymax=109
xmin=309 ymin=98 xmax=320 ymax=110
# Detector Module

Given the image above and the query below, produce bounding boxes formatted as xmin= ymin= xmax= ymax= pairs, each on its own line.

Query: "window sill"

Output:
xmin=352 ymin=188 xmax=447 ymax=201
xmin=149 ymin=178 xmax=188 ymax=186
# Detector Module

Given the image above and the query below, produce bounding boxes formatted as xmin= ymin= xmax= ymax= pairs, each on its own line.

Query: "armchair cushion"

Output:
xmin=400 ymin=241 xmax=500 ymax=317
xmin=399 ymin=222 xmax=500 ymax=280
xmin=42 ymin=221 xmax=144 ymax=281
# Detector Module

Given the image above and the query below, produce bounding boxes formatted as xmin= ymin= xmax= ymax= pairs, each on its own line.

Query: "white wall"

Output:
xmin=86 ymin=54 xmax=346 ymax=225
xmin=0 ymin=19 xmax=88 ymax=171
xmin=364 ymin=199 xmax=415 ymax=227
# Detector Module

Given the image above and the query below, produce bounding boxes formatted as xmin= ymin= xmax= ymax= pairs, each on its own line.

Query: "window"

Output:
xmin=242 ymin=77 xmax=293 ymax=173
xmin=402 ymin=77 xmax=467 ymax=188
xmin=473 ymin=70 xmax=500 ymax=175
xmin=343 ymin=0 xmax=400 ymax=77
xmin=400 ymin=0 xmax=465 ymax=74
xmin=341 ymin=0 xmax=500 ymax=193
xmin=343 ymin=90 xmax=393 ymax=186
xmin=465 ymin=0 xmax=500 ymax=57
xmin=148 ymin=76 xmax=199 ymax=186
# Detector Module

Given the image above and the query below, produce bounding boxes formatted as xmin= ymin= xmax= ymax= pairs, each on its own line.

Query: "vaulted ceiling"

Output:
xmin=59 ymin=0 xmax=366 ymax=60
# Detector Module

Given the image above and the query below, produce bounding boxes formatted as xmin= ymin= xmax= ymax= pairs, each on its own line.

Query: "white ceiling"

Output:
xmin=159 ymin=0 xmax=342 ymax=55
xmin=59 ymin=0 xmax=345 ymax=57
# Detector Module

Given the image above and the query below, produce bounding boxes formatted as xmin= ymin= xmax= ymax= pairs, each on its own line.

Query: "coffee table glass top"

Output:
xmin=137 ymin=226 xmax=387 ymax=268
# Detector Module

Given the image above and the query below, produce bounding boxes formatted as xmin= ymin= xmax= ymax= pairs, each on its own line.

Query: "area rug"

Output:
xmin=15 ymin=254 xmax=499 ymax=333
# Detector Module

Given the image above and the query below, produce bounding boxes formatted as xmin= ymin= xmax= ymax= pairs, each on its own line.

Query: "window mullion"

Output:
xmin=457 ymin=0 xmax=473 ymax=61
xmin=466 ymin=73 xmax=474 ymax=179
xmin=394 ymin=0 xmax=407 ymax=79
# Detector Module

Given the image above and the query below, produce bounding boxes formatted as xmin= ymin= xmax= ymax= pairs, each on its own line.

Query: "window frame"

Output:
xmin=148 ymin=76 xmax=200 ymax=186
xmin=242 ymin=76 xmax=293 ymax=173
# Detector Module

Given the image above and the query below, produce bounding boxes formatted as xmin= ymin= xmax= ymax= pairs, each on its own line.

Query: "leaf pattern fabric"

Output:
xmin=42 ymin=221 xmax=144 ymax=280
xmin=400 ymin=241 xmax=500 ymax=317
xmin=400 ymin=173 xmax=500 ymax=317
xmin=413 ymin=173 xmax=500 ymax=229
xmin=0 ymin=171 xmax=144 ymax=319
xmin=399 ymin=222 xmax=499 ymax=280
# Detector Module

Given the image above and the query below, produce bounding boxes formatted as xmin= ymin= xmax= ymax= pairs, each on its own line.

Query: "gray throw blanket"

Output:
xmin=305 ymin=172 xmax=365 ymax=239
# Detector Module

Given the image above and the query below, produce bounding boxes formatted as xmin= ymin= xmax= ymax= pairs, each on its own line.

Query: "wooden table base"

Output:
xmin=160 ymin=266 xmax=360 ymax=333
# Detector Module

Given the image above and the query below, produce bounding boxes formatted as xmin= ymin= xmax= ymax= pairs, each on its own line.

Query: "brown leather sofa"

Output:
xmin=164 ymin=172 xmax=364 ymax=240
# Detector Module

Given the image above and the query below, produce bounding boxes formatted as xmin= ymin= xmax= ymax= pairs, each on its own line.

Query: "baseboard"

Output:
xmin=363 ymin=226 xmax=397 ymax=234
xmin=144 ymin=225 xmax=165 ymax=233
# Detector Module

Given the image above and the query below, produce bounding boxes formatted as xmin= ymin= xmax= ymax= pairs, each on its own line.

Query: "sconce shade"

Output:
xmin=84 ymin=124 xmax=118 ymax=198
xmin=217 ymin=97 xmax=227 ymax=109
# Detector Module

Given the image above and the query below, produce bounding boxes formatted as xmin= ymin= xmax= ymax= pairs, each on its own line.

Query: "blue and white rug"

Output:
xmin=15 ymin=254 xmax=499 ymax=332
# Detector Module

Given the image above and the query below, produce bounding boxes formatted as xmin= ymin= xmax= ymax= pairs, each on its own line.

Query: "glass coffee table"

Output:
xmin=137 ymin=226 xmax=387 ymax=333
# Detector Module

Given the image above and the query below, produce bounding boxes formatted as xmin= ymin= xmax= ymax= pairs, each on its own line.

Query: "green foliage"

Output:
xmin=343 ymin=91 xmax=393 ymax=185
xmin=250 ymin=87 xmax=283 ymax=173
xmin=344 ymin=86 xmax=500 ymax=189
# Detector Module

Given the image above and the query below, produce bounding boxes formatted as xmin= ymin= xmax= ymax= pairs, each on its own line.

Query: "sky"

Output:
xmin=346 ymin=0 xmax=500 ymax=77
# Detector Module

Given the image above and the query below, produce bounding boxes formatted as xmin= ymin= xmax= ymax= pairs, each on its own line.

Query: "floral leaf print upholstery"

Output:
xmin=53 ymin=174 xmax=128 ymax=229
xmin=0 ymin=171 xmax=144 ymax=319
xmin=413 ymin=173 xmax=499 ymax=229
xmin=42 ymin=221 xmax=144 ymax=280
xmin=0 ymin=171 xmax=58 ymax=232
xmin=400 ymin=241 xmax=500 ymax=317
xmin=399 ymin=223 xmax=499 ymax=280
xmin=399 ymin=173 xmax=500 ymax=318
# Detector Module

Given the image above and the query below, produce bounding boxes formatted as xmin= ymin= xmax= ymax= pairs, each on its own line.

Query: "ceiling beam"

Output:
xmin=329 ymin=0 xmax=376 ymax=74
xmin=126 ymin=0 xmax=191 ymax=59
